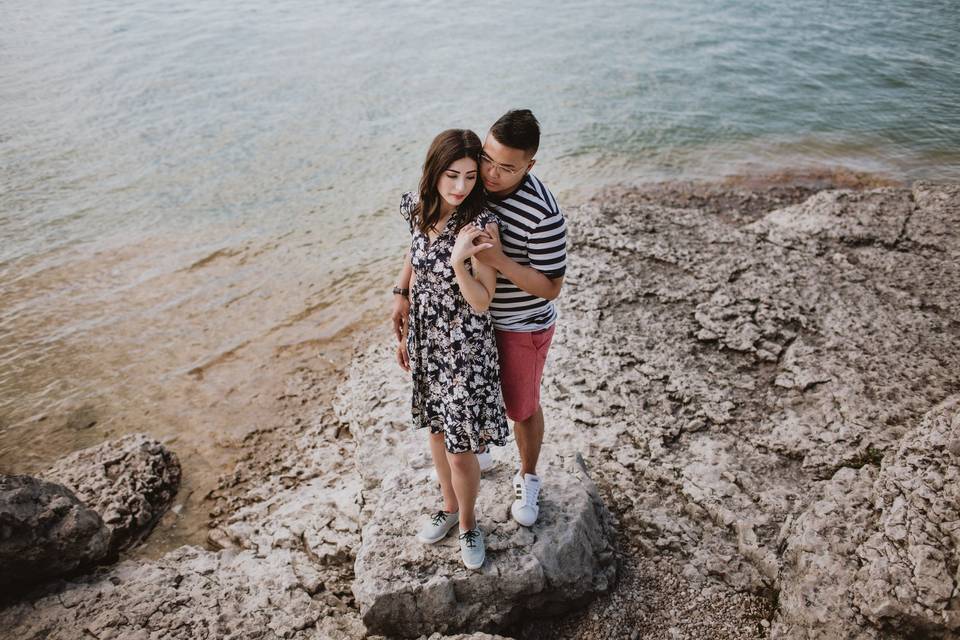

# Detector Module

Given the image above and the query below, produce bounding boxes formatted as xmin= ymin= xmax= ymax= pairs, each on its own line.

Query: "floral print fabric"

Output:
xmin=400 ymin=191 xmax=509 ymax=454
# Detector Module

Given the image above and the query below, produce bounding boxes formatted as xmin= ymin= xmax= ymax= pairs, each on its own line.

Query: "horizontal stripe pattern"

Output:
xmin=486 ymin=173 xmax=567 ymax=332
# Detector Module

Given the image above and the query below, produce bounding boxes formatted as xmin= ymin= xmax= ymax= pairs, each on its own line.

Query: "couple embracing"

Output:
xmin=391 ymin=109 xmax=567 ymax=571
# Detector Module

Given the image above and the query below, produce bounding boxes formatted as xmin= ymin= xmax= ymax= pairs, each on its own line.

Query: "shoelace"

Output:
xmin=459 ymin=529 xmax=479 ymax=548
xmin=431 ymin=511 xmax=449 ymax=527
xmin=523 ymin=478 xmax=540 ymax=507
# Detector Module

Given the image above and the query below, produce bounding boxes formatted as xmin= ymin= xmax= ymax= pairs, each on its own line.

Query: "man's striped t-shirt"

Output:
xmin=485 ymin=173 xmax=567 ymax=332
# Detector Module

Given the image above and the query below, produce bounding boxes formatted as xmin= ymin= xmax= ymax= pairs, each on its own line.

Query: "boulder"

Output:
xmin=43 ymin=433 xmax=181 ymax=554
xmin=0 ymin=544 xmax=366 ymax=640
xmin=853 ymin=396 xmax=960 ymax=635
xmin=336 ymin=342 xmax=617 ymax=638
xmin=771 ymin=466 xmax=880 ymax=639
xmin=773 ymin=396 xmax=960 ymax=639
xmin=0 ymin=475 xmax=110 ymax=595
xmin=353 ymin=453 xmax=616 ymax=638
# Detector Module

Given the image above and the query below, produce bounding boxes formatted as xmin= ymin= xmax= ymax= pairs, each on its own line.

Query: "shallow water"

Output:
xmin=1 ymin=0 xmax=958 ymax=552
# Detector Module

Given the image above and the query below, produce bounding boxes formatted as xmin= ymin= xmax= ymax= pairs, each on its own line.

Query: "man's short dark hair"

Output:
xmin=490 ymin=109 xmax=540 ymax=156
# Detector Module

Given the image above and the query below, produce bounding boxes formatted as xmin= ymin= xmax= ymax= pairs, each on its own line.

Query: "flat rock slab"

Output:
xmin=773 ymin=395 xmax=960 ymax=639
xmin=353 ymin=452 xmax=616 ymax=638
xmin=43 ymin=433 xmax=181 ymax=554
xmin=0 ymin=544 xmax=365 ymax=640
xmin=0 ymin=475 xmax=110 ymax=595
xmin=335 ymin=341 xmax=617 ymax=638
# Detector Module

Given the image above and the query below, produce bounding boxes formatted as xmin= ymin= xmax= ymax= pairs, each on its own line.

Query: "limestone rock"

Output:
xmin=771 ymin=466 xmax=880 ymax=639
xmin=42 ymin=433 xmax=181 ymax=554
xmin=0 ymin=544 xmax=365 ymax=640
xmin=353 ymin=454 xmax=616 ymax=638
xmin=853 ymin=395 xmax=960 ymax=635
xmin=335 ymin=339 xmax=616 ymax=638
xmin=0 ymin=475 xmax=110 ymax=595
xmin=746 ymin=188 xmax=914 ymax=249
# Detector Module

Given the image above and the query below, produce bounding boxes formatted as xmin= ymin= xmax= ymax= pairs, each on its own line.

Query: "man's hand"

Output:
xmin=474 ymin=223 xmax=504 ymax=267
xmin=391 ymin=294 xmax=410 ymax=343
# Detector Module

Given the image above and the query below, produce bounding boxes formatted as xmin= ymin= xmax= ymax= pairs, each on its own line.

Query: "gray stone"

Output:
xmin=352 ymin=454 xmax=616 ymax=638
xmin=853 ymin=396 xmax=960 ymax=635
xmin=4 ymin=179 xmax=959 ymax=640
xmin=336 ymin=341 xmax=617 ymax=638
xmin=0 ymin=475 xmax=110 ymax=595
xmin=42 ymin=433 xmax=181 ymax=554
xmin=771 ymin=466 xmax=880 ymax=639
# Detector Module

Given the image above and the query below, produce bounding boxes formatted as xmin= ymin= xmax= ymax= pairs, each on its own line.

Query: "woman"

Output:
xmin=396 ymin=129 xmax=508 ymax=570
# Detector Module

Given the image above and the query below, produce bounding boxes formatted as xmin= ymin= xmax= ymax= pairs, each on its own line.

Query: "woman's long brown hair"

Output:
xmin=414 ymin=129 xmax=487 ymax=235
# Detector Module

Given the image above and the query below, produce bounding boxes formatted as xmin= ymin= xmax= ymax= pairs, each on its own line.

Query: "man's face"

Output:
xmin=480 ymin=133 xmax=535 ymax=196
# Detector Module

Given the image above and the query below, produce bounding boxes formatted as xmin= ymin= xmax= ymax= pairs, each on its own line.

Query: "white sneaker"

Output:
xmin=476 ymin=449 xmax=495 ymax=472
xmin=511 ymin=472 xmax=541 ymax=527
xmin=428 ymin=449 xmax=495 ymax=483
xmin=417 ymin=510 xmax=459 ymax=544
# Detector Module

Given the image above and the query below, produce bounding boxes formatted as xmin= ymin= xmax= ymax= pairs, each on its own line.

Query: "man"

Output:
xmin=392 ymin=109 xmax=566 ymax=527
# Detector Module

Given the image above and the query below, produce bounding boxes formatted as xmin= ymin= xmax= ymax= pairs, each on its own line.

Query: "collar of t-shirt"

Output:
xmin=487 ymin=174 xmax=530 ymax=203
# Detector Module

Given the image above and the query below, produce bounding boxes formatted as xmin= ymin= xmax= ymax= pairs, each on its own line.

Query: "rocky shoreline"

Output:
xmin=2 ymin=176 xmax=958 ymax=639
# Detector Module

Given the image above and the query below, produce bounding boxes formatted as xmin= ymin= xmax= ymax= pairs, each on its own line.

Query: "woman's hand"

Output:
xmin=396 ymin=342 xmax=410 ymax=372
xmin=391 ymin=294 xmax=410 ymax=343
xmin=474 ymin=223 xmax=504 ymax=267
xmin=451 ymin=225 xmax=492 ymax=263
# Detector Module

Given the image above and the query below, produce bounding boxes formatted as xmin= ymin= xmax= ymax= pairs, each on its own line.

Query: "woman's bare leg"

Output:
xmin=429 ymin=431 xmax=459 ymax=512
xmin=447 ymin=450 xmax=480 ymax=530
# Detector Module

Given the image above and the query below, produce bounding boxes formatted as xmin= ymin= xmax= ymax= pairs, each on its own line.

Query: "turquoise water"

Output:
xmin=0 ymin=0 xmax=958 ymax=547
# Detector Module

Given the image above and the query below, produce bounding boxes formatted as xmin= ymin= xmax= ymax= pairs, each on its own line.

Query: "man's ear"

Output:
xmin=526 ymin=158 xmax=537 ymax=172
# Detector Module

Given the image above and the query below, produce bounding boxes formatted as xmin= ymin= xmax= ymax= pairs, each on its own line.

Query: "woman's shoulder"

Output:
xmin=475 ymin=208 xmax=501 ymax=228
xmin=400 ymin=191 xmax=420 ymax=230
xmin=400 ymin=190 xmax=418 ymax=214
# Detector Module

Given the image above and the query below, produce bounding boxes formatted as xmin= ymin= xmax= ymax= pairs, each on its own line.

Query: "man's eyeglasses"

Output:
xmin=480 ymin=153 xmax=523 ymax=176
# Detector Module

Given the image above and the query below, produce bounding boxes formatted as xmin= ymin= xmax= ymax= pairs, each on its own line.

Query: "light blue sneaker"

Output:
xmin=417 ymin=510 xmax=459 ymax=544
xmin=458 ymin=527 xmax=485 ymax=570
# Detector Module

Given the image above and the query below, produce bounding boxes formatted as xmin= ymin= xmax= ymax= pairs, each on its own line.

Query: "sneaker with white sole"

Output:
xmin=458 ymin=527 xmax=485 ymax=570
xmin=417 ymin=510 xmax=459 ymax=544
xmin=511 ymin=472 xmax=541 ymax=527
xmin=476 ymin=449 xmax=494 ymax=472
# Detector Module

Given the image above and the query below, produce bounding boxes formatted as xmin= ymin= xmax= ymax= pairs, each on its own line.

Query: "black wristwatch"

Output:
xmin=392 ymin=286 xmax=410 ymax=297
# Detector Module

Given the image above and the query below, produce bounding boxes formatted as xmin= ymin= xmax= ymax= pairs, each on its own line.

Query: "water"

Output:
xmin=1 ymin=0 xmax=958 ymax=552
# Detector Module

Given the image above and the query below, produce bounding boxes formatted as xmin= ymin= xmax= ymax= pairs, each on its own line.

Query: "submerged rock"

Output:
xmin=0 ymin=475 xmax=110 ymax=596
xmin=42 ymin=433 xmax=181 ymax=554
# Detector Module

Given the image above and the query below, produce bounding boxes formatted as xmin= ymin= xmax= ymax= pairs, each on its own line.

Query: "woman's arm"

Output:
xmin=475 ymin=223 xmax=564 ymax=300
xmin=451 ymin=225 xmax=495 ymax=313
xmin=396 ymin=256 xmax=415 ymax=372
xmin=391 ymin=251 xmax=413 ymax=342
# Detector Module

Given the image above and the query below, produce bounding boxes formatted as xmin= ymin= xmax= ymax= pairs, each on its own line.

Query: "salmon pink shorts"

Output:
xmin=494 ymin=325 xmax=556 ymax=422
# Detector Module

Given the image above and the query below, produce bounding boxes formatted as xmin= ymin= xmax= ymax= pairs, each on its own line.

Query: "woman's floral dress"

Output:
xmin=400 ymin=191 xmax=509 ymax=454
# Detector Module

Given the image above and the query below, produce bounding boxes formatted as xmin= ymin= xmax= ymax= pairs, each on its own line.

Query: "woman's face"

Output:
xmin=437 ymin=156 xmax=478 ymax=209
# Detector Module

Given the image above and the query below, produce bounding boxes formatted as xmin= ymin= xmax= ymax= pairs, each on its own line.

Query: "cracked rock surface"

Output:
xmin=42 ymin=433 xmax=182 ymax=555
xmin=1 ymin=179 xmax=957 ymax=639
xmin=338 ymin=343 xmax=617 ymax=638
xmin=539 ymin=181 xmax=960 ymax=639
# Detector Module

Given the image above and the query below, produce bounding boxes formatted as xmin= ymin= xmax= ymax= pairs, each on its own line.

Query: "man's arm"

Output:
xmin=475 ymin=224 xmax=564 ymax=300
xmin=391 ymin=251 xmax=413 ymax=342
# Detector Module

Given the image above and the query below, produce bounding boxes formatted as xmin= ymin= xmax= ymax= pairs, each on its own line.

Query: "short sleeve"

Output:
xmin=400 ymin=191 xmax=418 ymax=235
xmin=528 ymin=210 xmax=567 ymax=278
xmin=472 ymin=209 xmax=501 ymax=230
